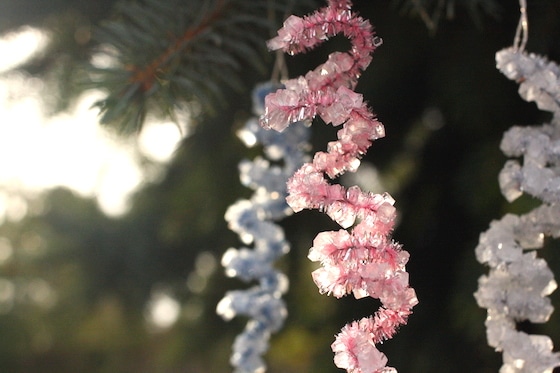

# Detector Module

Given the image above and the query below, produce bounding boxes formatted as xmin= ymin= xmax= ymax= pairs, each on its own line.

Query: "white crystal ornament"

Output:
xmin=475 ymin=47 xmax=560 ymax=373
xmin=217 ymin=82 xmax=310 ymax=373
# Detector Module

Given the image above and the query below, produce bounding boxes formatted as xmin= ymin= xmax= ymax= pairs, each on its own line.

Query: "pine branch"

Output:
xmin=87 ymin=0 xmax=310 ymax=133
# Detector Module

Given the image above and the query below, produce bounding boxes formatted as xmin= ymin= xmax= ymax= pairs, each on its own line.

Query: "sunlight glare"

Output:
xmin=0 ymin=237 xmax=13 ymax=265
xmin=0 ymin=83 xmax=144 ymax=216
xmin=0 ymin=27 xmax=188 ymax=218
xmin=0 ymin=26 xmax=49 ymax=73
xmin=138 ymin=120 xmax=186 ymax=163
xmin=145 ymin=290 xmax=181 ymax=331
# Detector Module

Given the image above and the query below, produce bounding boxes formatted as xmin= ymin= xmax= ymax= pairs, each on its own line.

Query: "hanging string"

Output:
xmin=513 ymin=0 xmax=528 ymax=52
xmin=271 ymin=49 xmax=289 ymax=83
xmin=268 ymin=0 xmax=293 ymax=82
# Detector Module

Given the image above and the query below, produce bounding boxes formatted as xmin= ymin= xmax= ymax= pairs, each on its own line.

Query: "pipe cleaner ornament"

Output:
xmin=217 ymin=82 xmax=310 ymax=373
xmin=261 ymin=1 xmax=418 ymax=372
xmin=474 ymin=2 xmax=560 ymax=371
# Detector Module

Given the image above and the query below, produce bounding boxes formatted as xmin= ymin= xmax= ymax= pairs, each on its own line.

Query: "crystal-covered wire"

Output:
xmin=217 ymin=82 xmax=310 ymax=373
xmin=474 ymin=47 xmax=560 ymax=373
xmin=260 ymin=1 xmax=417 ymax=371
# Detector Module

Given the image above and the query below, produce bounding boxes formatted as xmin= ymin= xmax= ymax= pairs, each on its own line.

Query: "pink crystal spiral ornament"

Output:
xmin=260 ymin=1 xmax=417 ymax=372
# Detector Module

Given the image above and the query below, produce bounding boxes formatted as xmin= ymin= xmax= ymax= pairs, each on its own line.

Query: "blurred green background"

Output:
xmin=0 ymin=0 xmax=559 ymax=372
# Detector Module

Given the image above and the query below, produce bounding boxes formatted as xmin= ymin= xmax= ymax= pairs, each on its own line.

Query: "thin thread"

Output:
xmin=271 ymin=50 xmax=289 ymax=82
xmin=513 ymin=0 xmax=528 ymax=52
xmin=268 ymin=0 xmax=293 ymax=82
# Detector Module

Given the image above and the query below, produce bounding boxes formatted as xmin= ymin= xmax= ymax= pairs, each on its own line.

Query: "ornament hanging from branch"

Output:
xmin=474 ymin=1 xmax=560 ymax=372
xmin=261 ymin=1 xmax=418 ymax=372
xmin=217 ymin=82 xmax=310 ymax=373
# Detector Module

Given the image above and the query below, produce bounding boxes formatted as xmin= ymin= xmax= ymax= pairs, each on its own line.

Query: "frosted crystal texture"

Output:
xmin=496 ymin=48 xmax=560 ymax=116
xmin=475 ymin=47 xmax=560 ymax=373
xmin=217 ymin=82 xmax=309 ymax=373
xmin=261 ymin=1 xmax=417 ymax=372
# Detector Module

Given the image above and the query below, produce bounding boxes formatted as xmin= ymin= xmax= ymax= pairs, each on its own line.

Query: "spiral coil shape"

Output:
xmin=261 ymin=1 xmax=417 ymax=371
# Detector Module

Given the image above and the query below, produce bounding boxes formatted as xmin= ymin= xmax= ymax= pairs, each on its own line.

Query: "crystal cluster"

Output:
xmin=474 ymin=47 xmax=560 ymax=373
xmin=217 ymin=82 xmax=310 ymax=373
xmin=261 ymin=1 xmax=417 ymax=372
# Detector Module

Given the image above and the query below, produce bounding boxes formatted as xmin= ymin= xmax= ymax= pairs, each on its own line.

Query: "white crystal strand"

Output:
xmin=217 ymin=82 xmax=310 ymax=373
xmin=475 ymin=48 xmax=560 ymax=373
